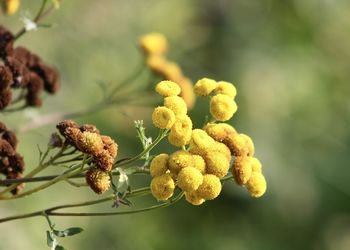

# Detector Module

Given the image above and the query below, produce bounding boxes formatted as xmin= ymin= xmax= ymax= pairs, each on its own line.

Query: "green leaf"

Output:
xmin=46 ymin=231 xmax=57 ymax=248
xmin=55 ymin=245 xmax=66 ymax=250
xmin=53 ymin=227 xmax=83 ymax=237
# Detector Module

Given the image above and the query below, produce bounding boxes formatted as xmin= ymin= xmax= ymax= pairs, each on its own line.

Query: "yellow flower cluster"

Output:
xmin=150 ymin=79 xmax=266 ymax=202
xmin=152 ymin=81 xmax=192 ymax=147
xmin=139 ymin=33 xmax=195 ymax=109
xmin=1 ymin=0 xmax=20 ymax=15
xmin=194 ymin=78 xmax=238 ymax=121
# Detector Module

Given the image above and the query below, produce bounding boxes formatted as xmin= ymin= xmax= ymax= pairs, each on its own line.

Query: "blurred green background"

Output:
xmin=1 ymin=0 xmax=350 ymax=249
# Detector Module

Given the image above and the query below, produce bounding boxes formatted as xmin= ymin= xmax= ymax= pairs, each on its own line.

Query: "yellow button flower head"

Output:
xmin=177 ymin=77 xmax=196 ymax=110
xmin=210 ymin=94 xmax=237 ymax=121
xmin=77 ymin=131 xmax=104 ymax=157
xmin=2 ymin=0 xmax=20 ymax=15
xmin=192 ymin=154 xmax=206 ymax=174
xmin=150 ymin=173 xmax=175 ymax=201
xmin=177 ymin=167 xmax=203 ymax=192
xmin=164 ymin=96 xmax=187 ymax=116
xmin=168 ymin=115 xmax=192 ymax=147
xmin=139 ymin=33 xmax=168 ymax=55
xmin=197 ymin=174 xmax=222 ymax=200
xmin=214 ymin=81 xmax=237 ymax=99
xmin=211 ymin=141 xmax=231 ymax=161
xmin=185 ymin=191 xmax=205 ymax=206
xmin=223 ymin=133 xmax=255 ymax=157
xmin=152 ymin=106 xmax=176 ymax=129
xmin=155 ymin=80 xmax=181 ymax=97
xmin=85 ymin=168 xmax=111 ymax=194
xmin=204 ymin=151 xmax=230 ymax=178
xmin=204 ymin=123 xmax=237 ymax=142
xmin=189 ymin=129 xmax=216 ymax=155
xmin=168 ymin=150 xmax=194 ymax=175
xmin=251 ymin=157 xmax=262 ymax=173
xmin=150 ymin=153 xmax=169 ymax=177
xmin=194 ymin=78 xmax=217 ymax=96
xmin=232 ymin=156 xmax=253 ymax=185
xmin=246 ymin=172 xmax=267 ymax=198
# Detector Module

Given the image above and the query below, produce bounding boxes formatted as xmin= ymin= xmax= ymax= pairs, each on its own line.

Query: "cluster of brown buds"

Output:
xmin=0 ymin=26 xmax=59 ymax=110
xmin=56 ymin=120 xmax=118 ymax=194
xmin=0 ymin=121 xmax=24 ymax=194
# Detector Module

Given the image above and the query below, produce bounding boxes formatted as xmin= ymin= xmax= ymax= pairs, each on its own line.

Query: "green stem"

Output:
xmin=0 ymin=187 xmax=151 ymax=223
xmin=115 ymin=129 xmax=168 ymax=169
xmin=0 ymin=157 xmax=91 ymax=200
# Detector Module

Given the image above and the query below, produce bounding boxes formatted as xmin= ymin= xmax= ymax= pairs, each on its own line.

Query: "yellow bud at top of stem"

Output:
xmin=152 ymin=106 xmax=176 ymax=129
xmin=139 ymin=33 xmax=168 ymax=55
xmin=214 ymin=81 xmax=237 ymax=99
xmin=155 ymin=80 xmax=181 ymax=97
xmin=194 ymin=78 xmax=217 ymax=96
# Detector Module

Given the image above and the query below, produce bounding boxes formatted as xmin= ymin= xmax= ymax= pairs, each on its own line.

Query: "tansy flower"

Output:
xmin=168 ymin=115 xmax=192 ymax=147
xmin=168 ymin=150 xmax=194 ymax=175
xmin=197 ymin=174 xmax=222 ymax=200
xmin=150 ymin=173 xmax=175 ymax=201
xmin=1 ymin=0 xmax=20 ymax=15
xmin=210 ymin=94 xmax=237 ymax=121
xmin=155 ymin=80 xmax=181 ymax=97
xmin=214 ymin=81 xmax=237 ymax=99
xmin=211 ymin=141 xmax=231 ymax=161
xmin=204 ymin=123 xmax=236 ymax=142
xmin=194 ymin=78 xmax=217 ymax=96
xmin=251 ymin=157 xmax=262 ymax=173
xmin=223 ymin=133 xmax=255 ymax=156
xmin=185 ymin=191 xmax=205 ymax=206
xmin=246 ymin=172 xmax=267 ymax=198
xmin=164 ymin=96 xmax=187 ymax=116
xmin=177 ymin=167 xmax=203 ymax=192
xmin=85 ymin=168 xmax=111 ymax=194
xmin=204 ymin=151 xmax=230 ymax=178
xmin=232 ymin=156 xmax=253 ymax=185
xmin=139 ymin=33 xmax=168 ymax=55
xmin=150 ymin=153 xmax=169 ymax=177
xmin=76 ymin=131 xmax=104 ymax=157
xmin=152 ymin=106 xmax=176 ymax=129
xmin=189 ymin=129 xmax=215 ymax=156
xmin=192 ymin=154 xmax=206 ymax=174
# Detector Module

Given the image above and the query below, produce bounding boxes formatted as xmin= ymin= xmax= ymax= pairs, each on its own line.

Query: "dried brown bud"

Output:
xmin=0 ymin=26 xmax=14 ymax=59
xmin=48 ymin=132 xmax=63 ymax=148
xmin=26 ymin=72 xmax=44 ymax=107
xmin=5 ymin=56 xmax=30 ymax=87
xmin=0 ymin=139 xmax=15 ymax=156
xmin=85 ymin=168 xmax=111 ymax=194
xmin=0 ymin=88 xmax=12 ymax=110
xmin=94 ymin=150 xmax=114 ymax=172
xmin=8 ymin=153 xmax=25 ymax=173
xmin=0 ymin=65 xmax=13 ymax=89
xmin=32 ymin=63 xmax=59 ymax=93
xmin=101 ymin=135 xmax=118 ymax=159
xmin=56 ymin=120 xmax=79 ymax=136
xmin=1 ymin=130 xmax=18 ymax=149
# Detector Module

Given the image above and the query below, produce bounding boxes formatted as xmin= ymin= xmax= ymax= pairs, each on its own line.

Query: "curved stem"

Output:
xmin=0 ymin=187 xmax=152 ymax=223
xmin=114 ymin=129 xmax=168 ymax=169
xmin=0 ymin=157 xmax=91 ymax=200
